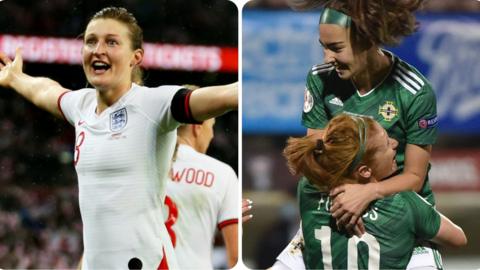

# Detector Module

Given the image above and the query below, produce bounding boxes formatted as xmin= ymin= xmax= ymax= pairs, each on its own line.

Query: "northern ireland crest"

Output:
xmin=378 ymin=101 xmax=398 ymax=122
xmin=110 ymin=108 xmax=128 ymax=132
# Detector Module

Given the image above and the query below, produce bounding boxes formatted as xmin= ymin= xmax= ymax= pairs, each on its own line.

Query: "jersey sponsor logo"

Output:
xmin=171 ymin=168 xmax=215 ymax=187
xmin=304 ymin=88 xmax=314 ymax=113
xmin=412 ymin=246 xmax=430 ymax=255
xmin=418 ymin=115 xmax=438 ymax=129
xmin=78 ymin=120 xmax=85 ymax=126
xmin=378 ymin=101 xmax=398 ymax=122
xmin=110 ymin=108 xmax=128 ymax=132
xmin=328 ymin=97 xmax=344 ymax=107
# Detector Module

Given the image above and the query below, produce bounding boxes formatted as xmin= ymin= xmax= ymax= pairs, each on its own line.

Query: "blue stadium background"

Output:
xmin=242 ymin=3 xmax=480 ymax=269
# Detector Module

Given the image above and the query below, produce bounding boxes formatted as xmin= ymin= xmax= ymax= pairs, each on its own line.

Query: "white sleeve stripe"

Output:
xmin=395 ymin=69 xmax=421 ymax=90
xmin=311 ymin=63 xmax=334 ymax=71
xmin=398 ymin=64 xmax=425 ymax=86
xmin=414 ymin=192 xmax=433 ymax=206
xmin=393 ymin=75 xmax=417 ymax=95
xmin=312 ymin=66 xmax=334 ymax=75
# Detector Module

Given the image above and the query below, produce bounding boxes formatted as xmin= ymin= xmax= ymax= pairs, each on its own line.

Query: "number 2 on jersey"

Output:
xmin=315 ymin=226 xmax=380 ymax=270
xmin=164 ymin=195 xmax=179 ymax=247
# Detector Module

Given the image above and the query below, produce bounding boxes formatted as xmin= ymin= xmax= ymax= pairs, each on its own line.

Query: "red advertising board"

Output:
xmin=430 ymin=150 xmax=480 ymax=191
xmin=0 ymin=35 xmax=237 ymax=73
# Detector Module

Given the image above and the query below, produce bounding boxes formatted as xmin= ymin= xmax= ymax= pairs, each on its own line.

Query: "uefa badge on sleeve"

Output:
xmin=418 ymin=115 xmax=438 ymax=129
xmin=110 ymin=108 xmax=128 ymax=132
xmin=304 ymin=88 xmax=314 ymax=113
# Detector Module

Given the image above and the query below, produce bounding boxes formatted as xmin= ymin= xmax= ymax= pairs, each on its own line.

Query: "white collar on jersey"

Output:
xmin=353 ymin=49 xmax=395 ymax=98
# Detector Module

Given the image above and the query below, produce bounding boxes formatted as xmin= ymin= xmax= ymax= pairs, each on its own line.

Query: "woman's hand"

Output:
xmin=0 ymin=47 xmax=68 ymax=118
xmin=0 ymin=48 xmax=23 ymax=88
xmin=330 ymin=183 xmax=379 ymax=235
xmin=242 ymin=198 xmax=253 ymax=223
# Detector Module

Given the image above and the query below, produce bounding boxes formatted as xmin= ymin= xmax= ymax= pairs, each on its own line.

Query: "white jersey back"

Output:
xmin=59 ymin=83 xmax=181 ymax=269
xmin=164 ymin=144 xmax=238 ymax=269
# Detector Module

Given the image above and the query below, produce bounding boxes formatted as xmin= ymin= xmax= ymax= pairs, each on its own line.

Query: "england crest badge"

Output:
xmin=110 ymin=108 xmax=128 ymax=132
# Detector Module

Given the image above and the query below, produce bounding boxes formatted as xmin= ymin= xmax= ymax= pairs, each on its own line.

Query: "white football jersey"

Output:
xmin=58 ymin=83 xmax=182 ymax=269
xmin=164 ymin=144 xmax=238 ymax=269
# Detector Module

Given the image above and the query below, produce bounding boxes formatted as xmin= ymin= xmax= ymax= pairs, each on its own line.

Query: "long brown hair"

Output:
xmin=87 ymin=7 xmax=144 ymax=85
xmin=330 ymin=0 xmax=424 ymax=46
xmin=286 ymin=0 xmax=425 ymax=46
xmin=283 ymin=114 xmax=379 ymax=190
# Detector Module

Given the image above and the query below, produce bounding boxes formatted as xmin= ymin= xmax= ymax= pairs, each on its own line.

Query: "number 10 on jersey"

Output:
xmin=315 ymin=226 xmax=380 ymax=269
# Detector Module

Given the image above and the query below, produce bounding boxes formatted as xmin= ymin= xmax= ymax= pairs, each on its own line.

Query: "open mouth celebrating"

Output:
xmin=91 ymin=61 xmax=111 ymax=74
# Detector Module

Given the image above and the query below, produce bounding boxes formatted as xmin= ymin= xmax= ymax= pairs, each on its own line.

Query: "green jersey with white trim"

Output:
xmin=301 ymin=52 xmax=438 ymax=204
xmin=299 ymin=179 xmax=441 ymax=269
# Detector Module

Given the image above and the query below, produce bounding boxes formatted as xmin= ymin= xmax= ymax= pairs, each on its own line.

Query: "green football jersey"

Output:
xmin=301 ymin=51 xmax=438 ymax=204
xmin=299 ymin=179 xmax=441 ymax=270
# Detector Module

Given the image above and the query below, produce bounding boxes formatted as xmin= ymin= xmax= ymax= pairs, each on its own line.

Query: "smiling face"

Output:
xmin=318 ymin=24 xmax=369 ymax=80
xmin=82 ymin=18 xmax=143 ymax=92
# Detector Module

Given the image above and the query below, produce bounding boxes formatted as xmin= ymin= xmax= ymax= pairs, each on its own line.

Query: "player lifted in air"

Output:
xmin=279 ymin=114 xmax=466 ymax=269
xmin=276 ymin=0 xmax=453 ymax=268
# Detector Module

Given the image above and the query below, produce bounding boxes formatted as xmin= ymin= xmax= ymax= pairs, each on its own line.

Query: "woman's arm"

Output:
xmin=189 ymin=82 xmax=237 ymax=121
xmin=432 ymin=213 xmax=467 ymax=248
xmin=329 ymin=143 xmax=432 ymax=228
xmin=221 ymin=223 xmax=238 ymax=268
xmin=0 ymin=48 xmax=70 ymax=118
xmin=370 ymin=143 xmax=431 ymax=197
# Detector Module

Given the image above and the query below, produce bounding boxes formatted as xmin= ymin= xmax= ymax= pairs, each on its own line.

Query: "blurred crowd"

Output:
xmin=0 ymin=0 xmax=237 ymax=45
xmin=0 ymin=186 xmax=82 ymax=268
xmin=0 ymin=91 xmax=75 ymax=187
xmin=0 ymin=87 xmax=79 ymax=268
